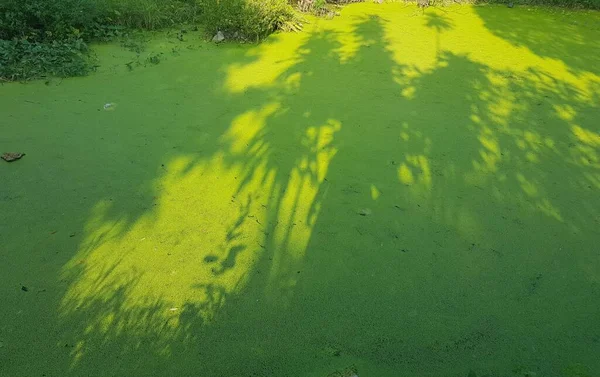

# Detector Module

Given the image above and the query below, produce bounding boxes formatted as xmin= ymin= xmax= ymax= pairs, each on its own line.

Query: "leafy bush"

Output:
xmin=0 ymin=0 xmax=201 ymax=81
xmin=0 ymin=38 xmax=94 ymax=81
xmin=201 ymin=0 xmax=299 ymax=40
xmin=0 ymin=0 xmax=102 ymax=80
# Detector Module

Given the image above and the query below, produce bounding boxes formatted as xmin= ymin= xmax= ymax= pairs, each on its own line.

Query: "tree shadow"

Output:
xmin=474 ymin=4 xmax=600 ymax=76
xmin=1 ymin=4 xmax=599 ymax=377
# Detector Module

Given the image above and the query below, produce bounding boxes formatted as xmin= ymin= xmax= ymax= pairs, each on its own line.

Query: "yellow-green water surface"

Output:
xmin=1 ymin=3 xmax=599 ymax=377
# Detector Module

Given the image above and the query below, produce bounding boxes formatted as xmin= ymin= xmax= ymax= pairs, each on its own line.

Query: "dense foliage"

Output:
xmin=0 ymin=0 xmax=101 ymax=80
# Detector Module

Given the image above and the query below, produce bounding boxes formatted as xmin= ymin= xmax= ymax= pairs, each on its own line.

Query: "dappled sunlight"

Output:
xmin=331 ymin=22 xmax=363 ymax=63
xmin=474 ymin=4 xmax=600 ymax=76
xmin=222 ymin=101 xmax=340 ymax=304
xmin=367 ymin=18 xmax=597 ymax=246
xmin=379 ymin=7 xmax=439 ymax=71
xmin=572 ymin=125 xmax=600 ymax=150
xmin=59 ymin=93 xmax=341 ymax=364
xmin=59 ymin=156 xmax=265 ymax=365
xmin=223 ymin=33 xmax=308 ymax=93
xmin=475 ymin=132 xmax=502 ymax=173
xmin=381 ymin=4 xmax=599 ymax=93
xmin=225 ymin=103 xmax=281 ymax=154
xmin=397 ymin=155 xmax=432 ymax=191
xmin=264 ymin=154 xmax=329 ymax=304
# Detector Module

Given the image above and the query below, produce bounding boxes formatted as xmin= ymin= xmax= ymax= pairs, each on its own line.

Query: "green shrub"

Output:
xmin=201 ymin=0 xmax=299 ymax=40
xmin=0 ymin=38 xmax=94 ymax=81
xmin=0 ymin=0 xmax=102 ymax=81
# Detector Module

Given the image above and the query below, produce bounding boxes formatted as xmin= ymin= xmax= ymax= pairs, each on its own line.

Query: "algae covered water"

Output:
xmin=1 ymin=3 xmax=599 ymax=376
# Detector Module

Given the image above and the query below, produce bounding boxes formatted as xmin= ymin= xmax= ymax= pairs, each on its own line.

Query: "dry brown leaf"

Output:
xmin=1 ymin=152 xmax=25 ymax=162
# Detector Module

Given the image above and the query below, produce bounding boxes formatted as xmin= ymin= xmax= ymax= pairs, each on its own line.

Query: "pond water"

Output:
xmin=1 ymin=3 xmax=599 ymax=377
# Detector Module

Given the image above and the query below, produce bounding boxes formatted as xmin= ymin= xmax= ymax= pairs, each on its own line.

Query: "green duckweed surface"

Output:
xmin=1 ymin=3 xmax=599 ymax=377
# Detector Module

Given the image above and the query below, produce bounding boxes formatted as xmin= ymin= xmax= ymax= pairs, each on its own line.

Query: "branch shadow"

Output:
xmin=474 ymin=4 xmax=600 ymax=76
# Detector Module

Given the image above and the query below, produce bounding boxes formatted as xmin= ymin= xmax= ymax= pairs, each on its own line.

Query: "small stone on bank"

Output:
xmin=212 ymin=31 xmax=225 ymax=43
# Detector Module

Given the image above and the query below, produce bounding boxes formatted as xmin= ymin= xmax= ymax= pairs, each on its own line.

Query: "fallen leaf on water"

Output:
xmin=2 ymin=152 xmax=25 ymax=162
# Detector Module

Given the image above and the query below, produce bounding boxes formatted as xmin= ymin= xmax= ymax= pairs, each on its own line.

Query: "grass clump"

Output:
xmin=102 ymin=0 xmax=201 ymax=30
